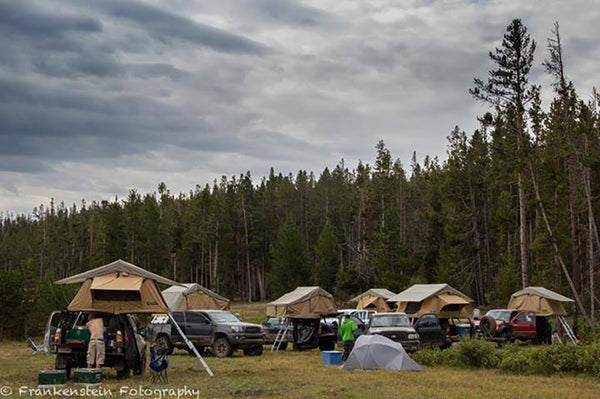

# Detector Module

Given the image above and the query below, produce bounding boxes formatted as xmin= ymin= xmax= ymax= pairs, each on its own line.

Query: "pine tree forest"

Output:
xmin=1 ymin=20 xmax=599 ymax=340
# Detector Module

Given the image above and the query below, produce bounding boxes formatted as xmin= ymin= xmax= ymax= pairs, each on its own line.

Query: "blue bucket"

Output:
xmin=321 ymin=350 xmax=342 ymax=365
xmin=456 ymin=324 xmax=471 ymax=338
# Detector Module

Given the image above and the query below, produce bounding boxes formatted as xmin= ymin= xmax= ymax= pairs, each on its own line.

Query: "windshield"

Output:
xmin=370 ymin=314 xmax=410 ymax=327
xmin=486 ymin=310 xmax=511 ymax=321
xmin=208 ymin=312 xmax=241 ymax=323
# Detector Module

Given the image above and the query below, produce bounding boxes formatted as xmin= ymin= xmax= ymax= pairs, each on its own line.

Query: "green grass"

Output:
xmin=230 ymin=301 xmax=269 ymax=324
xmin=2 ymin=339 xmax=600 ymax=399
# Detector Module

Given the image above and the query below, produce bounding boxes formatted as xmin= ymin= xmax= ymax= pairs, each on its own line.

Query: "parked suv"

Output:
xmin=367 ymin=313 xmax=420 ymax=352
xmin=482 ymin=309 xmax=551 ymax=344
xmin=413 ymin=313 xmax=471 ymax=349
xmin=147 ymin=310 xmax=264 ymax=357
xmin=45 ymin=311 xmax=146 ymax=379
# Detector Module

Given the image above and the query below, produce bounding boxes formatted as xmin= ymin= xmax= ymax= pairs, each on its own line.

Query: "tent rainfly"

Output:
xmin=266 ymin=286 xmax=337 ymax=318
xmin=162 ymin=283 xmax=230 ymax=311
xmin=388 ymin=284 xmax=473 ymax=318
xmin=55 ymin=259 xmax=214 ymax=376
xmin=54 ymin=259 xmax=181 ymax=314
xmin=351 ymin=288 xmax=396 ymax=312
xmin=507 ymin=286 xmax=574 ymax=316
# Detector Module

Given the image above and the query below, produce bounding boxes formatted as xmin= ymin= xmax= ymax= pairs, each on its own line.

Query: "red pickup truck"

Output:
xmin=482 ymin=309 xmax=552 ymax=344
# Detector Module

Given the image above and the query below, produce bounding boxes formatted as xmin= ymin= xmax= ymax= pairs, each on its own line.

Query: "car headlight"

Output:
xmin=231 ymin=326 xmax=244 ymax=333
xmin=408 ymin=333 xmax=419 ymax=340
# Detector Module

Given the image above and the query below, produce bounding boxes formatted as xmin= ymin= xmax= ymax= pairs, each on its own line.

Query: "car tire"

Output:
xmin=134 ymin=351 xmax=146 ymax=375
xmin=277 ymin=342 xmax=288 ymax=351
xmin=213 ymin=337 xmax=234 ymax=358
xmin=318 ymin=339 xmax=335 ymax=351
xmin=243 ymin=345 xmax=263 ymax=356
xmin=156 ymin=335 xmax=173 ymax=355
xmin=116 ymin=362 xmax=131 ymax=379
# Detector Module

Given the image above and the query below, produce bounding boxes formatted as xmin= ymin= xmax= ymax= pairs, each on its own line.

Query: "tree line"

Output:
xmin=0 ymin=19 xmax=599 ymax=339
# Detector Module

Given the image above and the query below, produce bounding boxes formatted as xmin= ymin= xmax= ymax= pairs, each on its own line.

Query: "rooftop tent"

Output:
xmin=508 ymin=286 xmax=574 ymax=316
xmin=55 ymin=259 xmax=214 ymax=376
xmin=343 ymin=334 xmax=423 ymax=372
xmin=351 ymin=288 xmax=396 ymax=312
xmin=54 ymin=259 xmax=181 ymax=314
xmin=162 ymin=283 xmax=230 ymax=311
xmin=388 ymin=284 xmax=473 ymax=318
xmin=266 ymin=286 xmax=337 ymax=319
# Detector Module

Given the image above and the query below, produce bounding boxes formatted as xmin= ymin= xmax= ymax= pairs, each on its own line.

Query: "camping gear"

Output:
xmin=162 ymin=283 xmax=230 ymax=311
xmin=388 ymin=284 xmax=473 ymax=318
xmin=38 ymin=369 xmax=67 ymax=386
xmin=455 ymin=324 xmax=471 ymax=338
xmin=343 ymin=334 xmax=423 ymax=371
xmin=267 ymin=287 xmax=338 ymax=350
xmin=508 ymin=286 xmax=574 ymax=317
xmin=54 ymin=259 xmax=214 ymax=377
xmin=266 ymin=286 xmax=337 ymax=319
xmin=507 ymin=286 xmax=578 ymax=343
xmin=27 ymin=337 xmax=44 ymax=354
xmin=150 ymin=345 xmax=169 ymax=384
xmin=351 ymin=288 xmax=396 ymax=312
xmin=74 ymin=368 xmax=102 ymax=385
xmin=65 ymin=326 xmax=90 ymax=344
xmin=321 ymin=350 xmax=343 ymax=365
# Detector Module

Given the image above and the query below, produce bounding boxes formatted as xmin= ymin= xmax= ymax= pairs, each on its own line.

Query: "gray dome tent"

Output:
xmin=343 ymin=334 xmax=423 ymax=371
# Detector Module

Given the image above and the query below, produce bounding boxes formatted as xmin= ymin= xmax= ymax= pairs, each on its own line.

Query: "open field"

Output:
xmin=1 ymin=340 xmax=600 ymax=399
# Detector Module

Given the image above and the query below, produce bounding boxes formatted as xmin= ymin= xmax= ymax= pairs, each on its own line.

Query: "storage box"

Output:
xmin=321 ymin=350 xmax=343 ymax=365
xmin=65 ymin=327 xmax=90 ymax=345
xmin=38 ymin=369 xmax=67 ymax=386
xmin=456 ymin=324 xmax=471 ymax=338
xmin=74 ymin=368 xmax=102 ymax=385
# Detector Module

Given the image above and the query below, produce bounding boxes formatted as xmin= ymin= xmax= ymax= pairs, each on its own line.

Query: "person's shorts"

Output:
xmin=87 ymin=339 xmax=105 ymax=367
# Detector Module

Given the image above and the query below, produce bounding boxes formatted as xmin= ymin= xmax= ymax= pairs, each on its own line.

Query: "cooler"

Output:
xmin=321 ymin=350 xmax=342 ymax=365
xmin=74 ymin=368 xmax=103 ymax=385
xmin=38 ymin=369 xmax=67 ymax=386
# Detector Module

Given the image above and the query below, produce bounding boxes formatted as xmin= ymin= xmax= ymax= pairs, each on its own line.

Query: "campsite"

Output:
xmin=2 ymin=302 xmax=600 ymax=399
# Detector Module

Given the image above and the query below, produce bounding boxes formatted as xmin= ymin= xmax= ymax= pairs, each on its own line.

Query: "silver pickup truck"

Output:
xmin=147 ymin=310 xmax=264 ymax=357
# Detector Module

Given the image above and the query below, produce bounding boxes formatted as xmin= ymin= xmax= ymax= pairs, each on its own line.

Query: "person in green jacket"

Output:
xmin=340 ymin=314 xmax=356 ymax=361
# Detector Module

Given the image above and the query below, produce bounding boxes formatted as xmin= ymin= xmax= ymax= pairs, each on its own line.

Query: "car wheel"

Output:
xmin=318 ymin=339 xmax=335 ymax=351
xmin=116 ymin=362 xmax=131 ymax=379
xmin=277 ymin=342 xmax=288 ymax=351
xmin=213 ymin=337 xmax=234 ymax=358
xmin=134 ymin=351 xmax=146 ymax=375
xmin=156 ymin=335 xmax=173 ymax=355
xmin=244 ymin=345 xmax=264 ymax=356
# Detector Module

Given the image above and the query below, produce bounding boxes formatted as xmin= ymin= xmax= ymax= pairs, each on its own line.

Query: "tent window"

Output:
xmin=404 ymin=302 xmax=422 ymax=314
xmin=92 ymin=289 xmax=141 ymax=301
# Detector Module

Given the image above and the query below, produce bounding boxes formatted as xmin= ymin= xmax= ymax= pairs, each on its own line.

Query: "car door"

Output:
xmin=512 ymin=311 xmax=536 ymax=339
xmin=184 ymin=311 xmax=213 ymax=346
xmin=414 ymin=314 xmax=442 ymax=346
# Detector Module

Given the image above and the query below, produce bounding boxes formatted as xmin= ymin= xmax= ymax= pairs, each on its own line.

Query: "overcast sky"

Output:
xmin=1 ymin=0 xmax=599 ymax=214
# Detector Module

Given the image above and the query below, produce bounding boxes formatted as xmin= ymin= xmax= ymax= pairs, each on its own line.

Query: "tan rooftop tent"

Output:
xmin=163 ymin=283 xmax=230 ymax=311
xmin=388 ymin=284 xmax=473 ymax=318
xmin=351 ymin=288 xmax=396 ymax=312
xmin=266 ymin=286 xmax=337 ymax=319
xmin=54 ymin=259 xmax=180 ymax=314
xmin=508 ymin=286 xmax=574 ymax=316
xmin=55 ymin=259 xmax=214 ymax=376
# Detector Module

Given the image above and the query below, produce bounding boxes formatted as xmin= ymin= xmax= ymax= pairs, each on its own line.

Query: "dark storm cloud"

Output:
xmin=1 ymin=0 xmax=599 ymax=213
xmin=85 ymin=0 xmax=269 ymax=55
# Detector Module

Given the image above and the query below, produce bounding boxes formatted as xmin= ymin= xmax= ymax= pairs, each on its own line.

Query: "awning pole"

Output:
xmin=168 ymin=312 xmax=214 ymax=377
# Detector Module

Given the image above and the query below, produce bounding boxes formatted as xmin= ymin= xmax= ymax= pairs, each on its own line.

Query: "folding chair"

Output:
xmin=149 ymin=346 xmax=169 ymax=384
xmin=27 ymin=336 xmax=44 ymax=355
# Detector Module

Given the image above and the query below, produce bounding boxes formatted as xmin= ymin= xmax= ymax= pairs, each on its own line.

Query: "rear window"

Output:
xmin=486 ymin=310 xmax=511 ymax=321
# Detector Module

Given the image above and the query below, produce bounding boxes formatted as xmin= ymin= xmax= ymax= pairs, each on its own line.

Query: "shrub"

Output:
xmin=453 ymin=339 xmax=501 ymax=369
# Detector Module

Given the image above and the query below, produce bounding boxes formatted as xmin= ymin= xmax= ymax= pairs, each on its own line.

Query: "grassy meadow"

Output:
xmin=0 ymin=303 xmax=598 ymax=398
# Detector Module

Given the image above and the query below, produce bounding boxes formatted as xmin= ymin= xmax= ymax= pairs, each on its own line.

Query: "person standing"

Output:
xmin=86 ymin=313 xmax=105 ymax=369
xmin=340 ymin=314 xmax=356 ymax=361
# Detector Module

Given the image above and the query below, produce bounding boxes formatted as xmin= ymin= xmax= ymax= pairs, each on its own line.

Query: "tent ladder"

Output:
xmin=557 ymin=316 xmax=579 ymax=344
xmin=168 ymin=313 xmax=214 ymax=377
xmin=271 ymin=319 xmax=290 ymax=352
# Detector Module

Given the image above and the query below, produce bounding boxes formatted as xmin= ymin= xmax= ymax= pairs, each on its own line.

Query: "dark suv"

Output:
xmin=45 ymin=311 xmax=146 ymax=379
xmin=367 ymin=313 xmax=420 ymax=352
xmin=147 ymin=310 xmax=264 ymax=357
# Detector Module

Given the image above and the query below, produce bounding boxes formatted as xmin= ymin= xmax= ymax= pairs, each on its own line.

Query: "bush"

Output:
xmin=453 ymin=339 xmax=501 ymax=369
xmin=411 ymin=340 xmax=600 ymax=378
